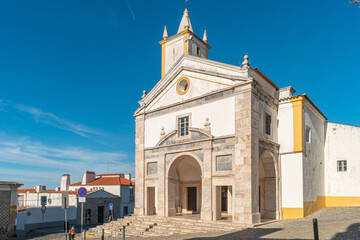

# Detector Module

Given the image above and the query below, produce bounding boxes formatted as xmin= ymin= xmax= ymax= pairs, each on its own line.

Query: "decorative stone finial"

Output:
xmin=204 ymin=118 xmax=211 ymax=133
xmin=163 ymin=26 xmax=168 ymax=40
xmin=242 ymin=55 xmax=250 ymax=68
xmin=203 ymin=30 xmax=208 ymax=43
xmin=141 ymin=90 xmax=147 ymax=98
xmin=204 ymin=118 xmax=210 ymax=127
xmin=160 ymin=127 xmax=165 ymax=137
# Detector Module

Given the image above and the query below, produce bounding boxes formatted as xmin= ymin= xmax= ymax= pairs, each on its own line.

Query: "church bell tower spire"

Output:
xmin=159 ymin=9 xmax=211 ymax=78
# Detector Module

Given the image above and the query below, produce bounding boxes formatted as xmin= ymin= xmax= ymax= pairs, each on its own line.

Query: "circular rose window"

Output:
xmin=176 ymin=77 xmax=190 ymax=95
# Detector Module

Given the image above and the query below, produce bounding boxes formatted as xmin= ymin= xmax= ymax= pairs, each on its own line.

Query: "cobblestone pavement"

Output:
xmin=14 ymin=207 xmax=360 ymax=240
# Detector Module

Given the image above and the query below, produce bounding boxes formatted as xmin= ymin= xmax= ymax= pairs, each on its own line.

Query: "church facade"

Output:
xmin=133 ymin=9 xmax=360 ymax=226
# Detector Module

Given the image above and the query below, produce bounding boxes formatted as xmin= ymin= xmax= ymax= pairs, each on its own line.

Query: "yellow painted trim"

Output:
xmin=303 ymin=196 xmax=326 ymax=216
xmin=161 ymin=44 xmax=165 ymax=78
xmin=282 ymin=208 xmax=304 ymax=219
xmin=183 ymin=34 xmax=188 ymax=54
xmin=148 ymin=75 xmax=231 ymax=111
xmin=176 ymin=77 xmax=190 ymax=95
xmin=302 ymin=196 xmax=360 ymax=218
xmin=182 ymin=75 xmax=232 ymax=87
xmin=147 ymin=79 xmax=179 ymax=111
xmin=290 ymin=96 xmax=305 ymax=153
xmin=164 ymin=36 xmax=185 ymax=47
xmin=325 ymin=196 xmax=360 ymax=207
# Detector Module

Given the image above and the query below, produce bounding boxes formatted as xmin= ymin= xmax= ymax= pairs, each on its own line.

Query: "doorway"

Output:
xmin=259 ymin=153 xmax=277 ymax=221
xmin=147 ymin=187 xmax=156 ymax=215
xmin=167 ymin=155 xmax=202 ymax=216
xmin=187 ymin=187 xmax=197 ymax=212
xmin=85 ymin=209 xmax=91 ymax=224
xmin=97 ymin=206 xmax=104 ymax=223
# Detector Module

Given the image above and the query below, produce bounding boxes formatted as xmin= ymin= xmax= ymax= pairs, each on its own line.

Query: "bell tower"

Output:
xmin=159 ymin=9 xmax=211 ymax=77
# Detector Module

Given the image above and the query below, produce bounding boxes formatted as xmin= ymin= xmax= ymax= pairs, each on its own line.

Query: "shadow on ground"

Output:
xmin=186 ymin=227 xmax=304 ymax=240
xmin=332 ymin=223 xmax=360 ymax=240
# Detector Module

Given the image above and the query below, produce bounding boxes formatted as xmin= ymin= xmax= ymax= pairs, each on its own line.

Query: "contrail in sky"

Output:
xmin=126 ymin=0 xmax=136 ymax=21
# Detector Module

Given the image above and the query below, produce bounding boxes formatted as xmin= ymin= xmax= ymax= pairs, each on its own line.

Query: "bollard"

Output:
xmin=122 ymin=225 xmax=125 ymax=240
xmin=101 ymin=228 xmax=104 ymax=240
xmin=313 ymin=218 xmax=319 ymax=240
xmin=83 ymin=230 xmax=86 ymax=240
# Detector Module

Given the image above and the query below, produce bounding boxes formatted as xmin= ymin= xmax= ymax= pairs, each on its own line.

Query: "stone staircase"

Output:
xmin=87 ymin=215 xmax=243 ymax=238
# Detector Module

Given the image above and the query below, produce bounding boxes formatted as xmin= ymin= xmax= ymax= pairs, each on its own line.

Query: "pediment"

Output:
xmin=157 ymin=128 xmax=213 ymax=147
xmin=135 ymin=55 xmax=251 ymax=115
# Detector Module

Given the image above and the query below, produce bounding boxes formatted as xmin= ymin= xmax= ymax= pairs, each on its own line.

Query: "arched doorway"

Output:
xmin=167 ymin=154 xmax=202 ymax=217
xmin=259 ymin=152 xmax=278 ymax=221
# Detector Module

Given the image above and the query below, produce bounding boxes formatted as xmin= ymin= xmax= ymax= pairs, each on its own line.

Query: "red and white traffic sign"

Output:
xmin=77 ymin=187 xmax=87 ymax=197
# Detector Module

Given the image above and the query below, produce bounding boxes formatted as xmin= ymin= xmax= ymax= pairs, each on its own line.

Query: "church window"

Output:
xmin=216 ymin=155 xmax=232 ymax=171
xmin=176 ymin=77 xmax=190 ymax=95
xmin=147 ymin=162 xmax=158 ymax=175
xmin=178 ymin=116 xmax=189 ymax=136
xmin=265 ymin=113 xmax=272 ymax=135
xmin=196 ymin=46 xmax=201 ymax=56
xmin=306 ymin=126 xmax=311 ymax=143
xmin=337 ymin=160 xmax=347 ymax=172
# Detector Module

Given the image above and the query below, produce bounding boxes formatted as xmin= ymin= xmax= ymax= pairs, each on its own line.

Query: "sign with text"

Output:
xmin=79 ymin=197 xmax=86 ymax=203
xmin=41 ymin=196 xmax=47 ymax=206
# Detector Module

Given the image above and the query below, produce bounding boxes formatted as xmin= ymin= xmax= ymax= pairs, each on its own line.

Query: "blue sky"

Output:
xmin=0 ymin=0 xmax=359 ymax=188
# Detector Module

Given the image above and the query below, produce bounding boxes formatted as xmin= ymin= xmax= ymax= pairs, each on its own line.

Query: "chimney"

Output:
xmin=55 ymin=187 xmax=60 ymax=191
xmin=60 ymin=174 xmax=70 ymax=191
xmin=35 ymin=185 xmax=46 ymax=193
xmin=279 ymin=86 xmax=296 ymax=100
xmin=82 ymin=171 xmax=96 ymax=185
xmin=125 ymin=173 xmax=131 ymax=181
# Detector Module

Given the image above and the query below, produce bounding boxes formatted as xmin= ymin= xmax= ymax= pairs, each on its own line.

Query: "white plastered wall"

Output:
xmin=278 ymin=100 xmax=303 ymax=208
xmin=147 ymin=70 xmax=239 ymax=111
xmin=325 ymin=122 xmax=360 ymax=196
xmin=302 ymin=102 xmax=325 ymax=202
xmin=164 ymin=37 xmax=185 ymax=74
xmin=144 ymin=96 xmax=235 ymax=148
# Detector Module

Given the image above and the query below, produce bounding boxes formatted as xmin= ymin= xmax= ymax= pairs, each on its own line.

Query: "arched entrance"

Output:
xmin=167 ymin=154 xmax=202 ymax=217
xmin=259 ymin=152 xmax=278 ymax=221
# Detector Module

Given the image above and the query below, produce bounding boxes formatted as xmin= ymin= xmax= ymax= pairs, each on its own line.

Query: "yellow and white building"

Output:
xmin=133 ymin=9 xmax=360 ymax=226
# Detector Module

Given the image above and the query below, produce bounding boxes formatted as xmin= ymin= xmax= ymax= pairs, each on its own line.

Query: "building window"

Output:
xmin=147 ymin=162 xmax=158 ymax=175
xmin=216 ymin=155 xmax=232 ymax=171
xmin=178 ymin=116 xmax=189 ymax=137
xmin=265 ymin=113 xmax=272 ymax=135
xmin=176 ymin=77 xmax=190 ymax=95
xmin=337 ymin=160 xmax=347 ymax=172
xmin=306 ymin=126 xmax=311 ymax=143
xmin=129 ymin=188 xmax=134 ymax=202
xmin=196 ymin=46 xmax=201 ymax=56
xmin=124 ymin=206 xmax=128 ymax=216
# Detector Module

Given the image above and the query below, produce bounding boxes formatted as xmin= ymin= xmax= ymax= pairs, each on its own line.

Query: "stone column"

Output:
xmin=157 ymin=153 xmax=166 ymax=216
xmin=134 ymin=115 xmax=145 ymax=215
xmin=233 ymin=83 xmax=261 ymax=226
xmin=201 ymin=141 xmax=212 ymax=221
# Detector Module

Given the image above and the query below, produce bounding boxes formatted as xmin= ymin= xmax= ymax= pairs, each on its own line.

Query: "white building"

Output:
xmin=133 ymin=8 xmax=360 ymax=226
xmin=67 ymin=171 xmax=135 ymax=217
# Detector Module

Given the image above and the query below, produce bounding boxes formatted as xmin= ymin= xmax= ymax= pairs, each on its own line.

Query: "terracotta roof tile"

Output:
xmin=69 ymin=176 xmax=135 ymax=186
xmin=253 ymin=68 xmax=279 ymax=90
xmin=18 ymin=189 xmax=36 ymax=194
xmin=0 ymin=181 xmax=23 ymax=186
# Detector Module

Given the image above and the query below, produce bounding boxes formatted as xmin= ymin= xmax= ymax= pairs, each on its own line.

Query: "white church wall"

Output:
xmin=144 ymin=96 xmax=235 ymax=148
xmin=278 ymin=101 xmax=294 ymax=154
xmin=302 ymin=102 xmax=325 ymax=204
xmin=147 ymin=70 xmax=239 ymax=111
xmin=164 ymin=36 xmax=185 ymax=74
xmin=325 ymin=122 xmax=360 ymax=197
xmin=281 ymin=153 xmax=304 ymax=208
